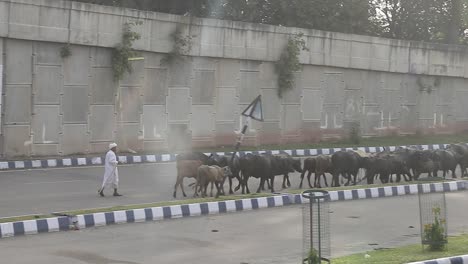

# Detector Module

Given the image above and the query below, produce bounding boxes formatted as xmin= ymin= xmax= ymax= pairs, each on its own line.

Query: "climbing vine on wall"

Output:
xmin=111 ymin=21 xmax=142 ymax=81
xmin=60 ymin=44 xmax=72 ymax=58
xmin=417 ymin=76 xmax=441 ymax=94
xmin=275 ymin=33 xmax=309 ymax=98
xmin=161 ymin=24 xmax=194 ymax=66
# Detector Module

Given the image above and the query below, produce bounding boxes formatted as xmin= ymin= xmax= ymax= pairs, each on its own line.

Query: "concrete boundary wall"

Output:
xmin=0 ymin=181 xmax=466 ymax=239
xmin=1 ymin=0 xmax=468 ymax=157
xmin=2 ymin=0 xmax=468 ymax=78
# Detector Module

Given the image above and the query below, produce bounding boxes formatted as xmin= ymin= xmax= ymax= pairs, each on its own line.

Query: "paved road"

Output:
xmin=1 ymin=192 xmax=467 ymax=264
xmin=0 ymin=162 xmax=313 ymax=217
xmin=0 ymin=159 xmax=459 ymax=218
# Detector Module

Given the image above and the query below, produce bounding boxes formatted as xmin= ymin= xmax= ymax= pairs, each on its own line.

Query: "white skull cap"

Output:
xmin=109 ymin=143 xmax=117 ymax=150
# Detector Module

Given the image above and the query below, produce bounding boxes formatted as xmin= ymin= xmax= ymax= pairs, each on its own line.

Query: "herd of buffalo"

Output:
xmin=172 ymin=143 xmax=468 ymax=198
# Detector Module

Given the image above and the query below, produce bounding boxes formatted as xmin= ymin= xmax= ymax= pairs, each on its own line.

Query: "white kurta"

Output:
xmin=101 ymin=150 xmax=119 ymax=189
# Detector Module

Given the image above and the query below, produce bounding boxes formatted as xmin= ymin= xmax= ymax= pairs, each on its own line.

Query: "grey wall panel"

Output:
xmin=0 ymin=2 xmax=8 ymax=36
xmin=216 ymin=88 xmax=237 ymax=122
xmin=116 ymin=123 xmax=141 ymax=151
xmin=6 ymin=39 xmax=32 ymax=84
xmin=4 ymin=85 xmax=31 ymax=124
xmin=166 ymin=88 xmax=191 ymax=122
xmin=34 ymin=42 xmax=62 ymax=65
xmin=69 ymin=8 xmax=99 ymax=45
xmin=191 ymin=105 xmax=214 ymax=137
xmin=216 ymin=60 xmax=240 ymax=88
xmin=90 ymin=105 xmax=114 ymax=141
xmin=168 ymin=60 xmax=193 ymax=87
xmin=259 ymin=63 xmax=277 ymax=89
xmin=149 ymin=20 xmax=176 ymax=53
xmin=323 ymin=73 xmax=344 ymax=105
xmin=262 ymin=89 xmax=280 ymax=121
xmin=32 ymin=106 xmax=60 ymax=143
xmin=142 ymin=105 xmax=166 ymax=140
xmin=143 ymin=68 xmax=167 ymax=104
xmin=32 ymin=144 xmax=58 ymax=156
xmin=3 ymin=125 xmax=31 ymax=157
xmin=281 ymin=73 xmax=302 ymax=104
xmin=61 ymin=124 xmax=88 ymax=155
xmin=119 ymin=87 xmax=141 ymax=122
xmin=38 ymin=5 xmax=69 ymax=42
xmin=343 ymin=90 xmax=363 ymax=121
xmin=92 ymin=47 xmax=112 ymax=67
xmin=281 ymin=105 xmax=302 ymax=135
xmin=8 ymin=2 xmax=40 ymax=40
xmin=91 ymin=67 xmax=115 ymax=104
xmin=302 ymin=66 xmax=323 ymax=89
xmin=239 ymin=71 xmax=260 ymax=104
xmin=63 ymin=85 xmax=89 ymax=123
xmin=302 ymin=89 xmax=323 ymax=121
xmin=193 ymin=57 xmax=217 ymax=70
xmin=455 ymin=91 xmax=468 ymax=120
xmin=63 ymin=45 xmax=90 ymax=85
xmin=33 ymin=65 xmax=62 ymax=104
xmin=362 ymin=72 xmax=383 ymax=105
xmin=192 ymin=70 xmax=215 ymax=104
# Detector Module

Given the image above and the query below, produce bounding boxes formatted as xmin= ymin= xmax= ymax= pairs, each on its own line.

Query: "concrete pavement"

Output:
xmin=0 ymin=192 xmax=467 ymax=264
xmin=0 ymin=162 xmax=310 ymax=218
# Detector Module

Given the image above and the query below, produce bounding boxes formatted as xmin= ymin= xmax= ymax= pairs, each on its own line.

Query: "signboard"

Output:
xmin=241 ymin=95 xmax=263 ymax=121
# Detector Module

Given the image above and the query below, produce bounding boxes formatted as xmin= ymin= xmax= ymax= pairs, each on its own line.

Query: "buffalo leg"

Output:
xmin=307 ymin=171 xmax=313 ymax=188
xmin=332 ymin=173 xmax=340 ymax=187
xmin=287 ymin=174 xmax=291 ymax=187
xmin=215 ymin=182 xmax=221 ymax=198
xmin=282 ymin=174 xmax=287 ymax=189
xmin=299 ymin=170 xmax=307 ymax=189
xmin=257 ymin=178 xmax=265 ymax=193
xmin=322 ymin=174 xmax=329 ymax=187
xmin=270 ymin=175 xmax=276 ymax=193
xmin=173 ymin=178 xmax=180 ymax=198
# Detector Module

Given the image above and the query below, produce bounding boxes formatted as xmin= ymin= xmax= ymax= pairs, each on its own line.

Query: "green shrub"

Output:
xmin=423 ymin=206 xmax=447 ymax=251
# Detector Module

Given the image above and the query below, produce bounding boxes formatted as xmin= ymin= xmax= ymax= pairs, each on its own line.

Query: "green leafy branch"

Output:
xmin=423 ymin=206 xmax=447 ymax=251
xmin=112 ymin=21 xmax=142 ymax=81
xmin=161 ymin=25 xmax=194 ymax=66
xmin=275 ymin=33 xmax=309 ymax=98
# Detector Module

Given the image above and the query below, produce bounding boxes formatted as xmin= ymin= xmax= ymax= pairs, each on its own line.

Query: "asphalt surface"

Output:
xmin=0 ymin=192 xmax=467 ymax=264
xmin=0 ymin=162 xmax=316 ymax=218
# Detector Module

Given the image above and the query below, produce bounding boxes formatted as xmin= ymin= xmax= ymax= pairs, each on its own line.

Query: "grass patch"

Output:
xmin=332 ymin=234 xmax=468 ymax=264
xmin=0 ymin=214 xmax=53 ymax=224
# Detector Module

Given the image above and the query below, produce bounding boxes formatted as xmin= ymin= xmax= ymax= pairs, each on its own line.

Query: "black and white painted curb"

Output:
xmin=0 ymin=181 xmax=466 ymax=239
xmin=0 ymin=143 xmax=464 ymax=171
xmin=408 ymin=255 xmax=468 ymax=264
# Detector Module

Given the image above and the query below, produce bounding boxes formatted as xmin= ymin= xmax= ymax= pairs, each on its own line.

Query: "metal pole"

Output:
xmin=318 ymin=198 xmax=322 ymax=261
xmin=230 ymin=118 xmax=250 ymax=163
xmin=309 ymin=194 xmax=313 ymax=262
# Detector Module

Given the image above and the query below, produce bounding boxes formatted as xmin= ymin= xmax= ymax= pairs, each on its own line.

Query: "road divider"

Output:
xmin=0 ymin=143 xmax=456 ymax=171
xmin=0 ymin=180 xmax=466 ymax=239
xmin=408 ymin=255 xmax=468 ymax=264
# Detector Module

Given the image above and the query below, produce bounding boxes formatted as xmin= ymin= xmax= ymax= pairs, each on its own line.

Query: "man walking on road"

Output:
xmin=98 ymin=143 xmax=122 ymax=197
